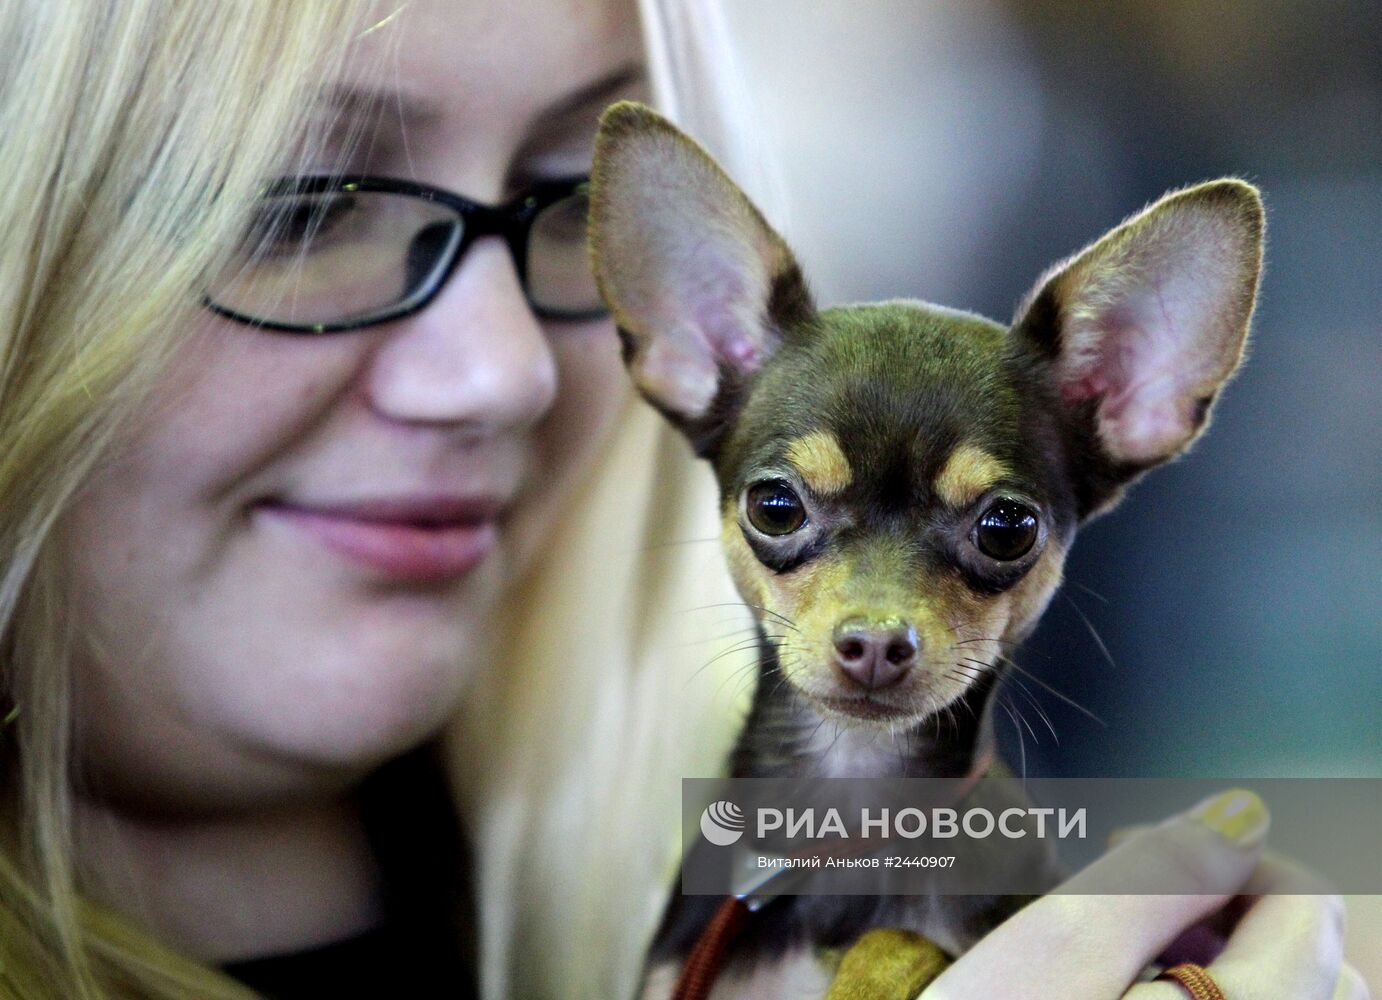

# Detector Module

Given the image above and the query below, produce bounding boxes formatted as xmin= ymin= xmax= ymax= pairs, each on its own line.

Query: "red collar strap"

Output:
xmin=669 ymin=896 xmax=751 ymax=1000
xmin=670 ymin=741 xmax=997 ymax=1000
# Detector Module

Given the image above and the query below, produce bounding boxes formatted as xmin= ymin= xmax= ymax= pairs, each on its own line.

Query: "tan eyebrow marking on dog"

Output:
xmin=935 ymin=443 xmax=1009 ymax=506
xmin=785 ymin=430 xmax=852 ymax=496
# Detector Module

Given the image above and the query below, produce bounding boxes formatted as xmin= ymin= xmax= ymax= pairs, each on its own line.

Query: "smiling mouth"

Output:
xmin=255 ymin=499 xmax=502 ymax=583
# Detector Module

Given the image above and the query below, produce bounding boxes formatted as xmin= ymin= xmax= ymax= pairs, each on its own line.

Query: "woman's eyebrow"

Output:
xmin=321 ymin=62 xmax=646 ymax=130
xmin=319 ymin=83 xmax=444 ymax=126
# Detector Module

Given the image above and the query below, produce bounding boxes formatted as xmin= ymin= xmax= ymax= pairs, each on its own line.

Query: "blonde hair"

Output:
xmin=446 ymin=3 xmax=781 ymax=998
xmin=0 ymin=3 xmax=384 ymax=996
xmin=0 ymin=1 xmax=772 ymax=997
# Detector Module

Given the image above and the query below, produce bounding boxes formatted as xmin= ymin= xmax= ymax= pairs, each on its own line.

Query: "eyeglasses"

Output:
xmin=204 ymin=174 xmax=607 ymax=333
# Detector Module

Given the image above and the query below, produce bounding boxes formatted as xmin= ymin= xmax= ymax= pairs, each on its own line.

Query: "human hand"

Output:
xmin=915 ymin=789 xmax=1368 ymax=1000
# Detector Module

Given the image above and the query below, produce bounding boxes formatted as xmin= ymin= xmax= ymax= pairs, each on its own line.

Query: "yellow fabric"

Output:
xmin=823 ymin=929 xmax=952 ymax=1000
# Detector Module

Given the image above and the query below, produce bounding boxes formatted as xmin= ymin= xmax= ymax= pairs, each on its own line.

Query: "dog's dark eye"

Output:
xmin=746 ymin=481 xmax=806 ymax=536
xmin=973 ymin=498 xmax=1039 ymax=560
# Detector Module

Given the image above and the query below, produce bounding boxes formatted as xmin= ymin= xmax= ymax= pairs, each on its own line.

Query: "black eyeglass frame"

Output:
xmin=204 ymin=173 xmax=608 ymax=334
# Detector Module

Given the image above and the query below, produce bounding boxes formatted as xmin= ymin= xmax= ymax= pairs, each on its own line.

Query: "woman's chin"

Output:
xmin=288 ymin=645 xmax=480 ymax=762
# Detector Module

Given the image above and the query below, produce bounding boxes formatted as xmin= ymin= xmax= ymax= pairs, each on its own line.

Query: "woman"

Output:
xmin=0 ymin=2 xmax=1364 ymax=999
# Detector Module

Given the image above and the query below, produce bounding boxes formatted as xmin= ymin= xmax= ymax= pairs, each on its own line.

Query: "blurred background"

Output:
xmin=721 ymin=0 xmax=1380 ymax=973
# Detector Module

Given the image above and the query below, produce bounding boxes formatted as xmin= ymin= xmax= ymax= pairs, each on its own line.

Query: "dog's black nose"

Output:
xmin=832 ymin=619 xmax=918 ymax=690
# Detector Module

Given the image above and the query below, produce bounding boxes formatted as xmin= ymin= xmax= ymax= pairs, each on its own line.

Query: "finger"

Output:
xmin=1126 ymin=862 xmax=1354 ymax=1000
xmin=1238 ymin=849 xmax=1336 ymax=897
xmin=1123 ymin=984 xmax=1190 ymax=999
xmin=1123 ymin=965 xmax=1371 ymax=1000
xmin=1330 ymin=964 xmax=1371 ymax=1000
xmin=1207 ymin=856 xmax=1345 ymax=1000
xmin=1150 ymin=849 xmax=1330 ymax=968
xmin=1109 ymin=823 xmax=1151 ymax=848
xmin=921 ymin=789 xmax=1269 ymax=1000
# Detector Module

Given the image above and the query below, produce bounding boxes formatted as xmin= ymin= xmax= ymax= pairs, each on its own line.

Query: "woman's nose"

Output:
xmin=361 ymin=237 xmax=559 ymax=433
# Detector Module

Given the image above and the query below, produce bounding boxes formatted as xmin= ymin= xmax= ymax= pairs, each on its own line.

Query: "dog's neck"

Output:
xmin=728 ymin=631 xmax=1001 ymax=781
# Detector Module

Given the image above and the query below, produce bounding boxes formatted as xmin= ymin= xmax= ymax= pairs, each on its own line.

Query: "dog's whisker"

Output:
xmin=823 ymin=721 xmax=845 ymax=760
xmin=997 ymin=696 xmax=1028 ymax=781
xmin=959 ymin=655 xmax=1067 ymax=742
xmin=728 ymin=665 xmax=765 ymax=702
xmin=1062 ymin=593 xmax=1118 ymax=671
xmin=765 ymin=662 xmax=799 ymax=703
xmin=1003 ymin=674 xmax=1060 ymax=745
xmin=689 ymin=637 xmax=778 ymax=685
xmin=1072 ymin=581 xmax=1111 ymax=605
xmin=944 ymin=701 xmax=959 ymax=745
xmin=753 ymin=608 xmax=802 ymax=634
xmin=676 ymin=624 xmax=765 ymax=649
xmin=959 ymin=656 xmax=998 ymax=675
xmin=698 ymin=636 xmax=771 ymax=665
xmin=989 ymin=652 xmax=1107 ymax=727
xmin=708 ymin=658 xmax=757 ymax=699
xmin=688 ymin=601 xmax=803 ymax=633
xmin=891 ymin=728 xmax=909 ymax=776
xmin=684 ymin=602 xmax=800 ymax=633
xmin=1009 ymin=697 xmax=1040 ymax=746
xmin=955 ymin=695 xmax=977 ymax=723
xmin=951 ymin=636 xmax=1023 ymax=649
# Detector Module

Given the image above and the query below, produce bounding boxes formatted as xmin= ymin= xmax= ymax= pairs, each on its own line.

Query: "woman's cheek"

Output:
xmin=507 ymin=321 xmax=630 ymax=573
xmin=60 ymin=315 xmax=627 ymax=805
xmin=58 ymin=325 xmax=436 ymax=802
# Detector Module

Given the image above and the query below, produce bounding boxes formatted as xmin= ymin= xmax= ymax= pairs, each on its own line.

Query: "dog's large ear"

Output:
xmin=588 ymin=101 xmax=813 ymax=455
xmin=1013 ymin=180 xmax=1264 ymax=517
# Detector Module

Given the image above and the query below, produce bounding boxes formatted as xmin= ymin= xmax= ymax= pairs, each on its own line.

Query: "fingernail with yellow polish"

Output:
xmin=1190 ymin=788 xmax=1269 ymax=847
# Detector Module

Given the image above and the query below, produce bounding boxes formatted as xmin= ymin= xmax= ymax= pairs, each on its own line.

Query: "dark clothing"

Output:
xmin=222 ymin=744 xmax=478 ymax=999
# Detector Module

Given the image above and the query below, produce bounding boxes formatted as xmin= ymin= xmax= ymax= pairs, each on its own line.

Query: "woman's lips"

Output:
xmin=256 ymin=498 xmax=501 ymax=582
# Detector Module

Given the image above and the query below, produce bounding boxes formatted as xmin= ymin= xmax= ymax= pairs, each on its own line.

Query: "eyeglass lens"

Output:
xmin=207 ymin=186 xmax=602 ymax=329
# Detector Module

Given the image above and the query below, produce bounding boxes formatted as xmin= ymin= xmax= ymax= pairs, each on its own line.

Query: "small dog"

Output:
xmin=588 ymin=101 xmax=1263 ymax=999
